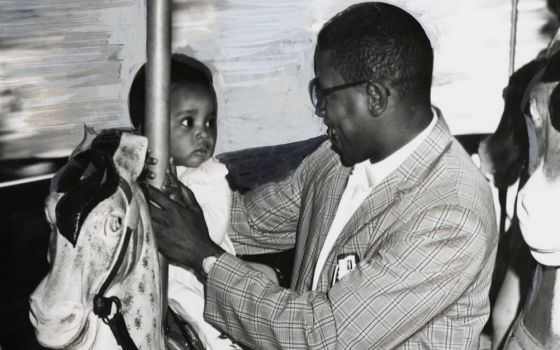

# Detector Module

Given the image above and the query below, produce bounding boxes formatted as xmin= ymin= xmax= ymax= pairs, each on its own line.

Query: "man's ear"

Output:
xmin=366 ymin=81 xmax=389 ymax=117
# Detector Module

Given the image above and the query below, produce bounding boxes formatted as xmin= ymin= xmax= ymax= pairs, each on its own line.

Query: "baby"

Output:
xmin=129 ymin=54 xmax=238 ymax=349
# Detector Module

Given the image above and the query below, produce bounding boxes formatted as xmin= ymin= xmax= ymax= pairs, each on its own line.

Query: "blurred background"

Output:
xmin=0 ymin=0 xmax=557 ymax=185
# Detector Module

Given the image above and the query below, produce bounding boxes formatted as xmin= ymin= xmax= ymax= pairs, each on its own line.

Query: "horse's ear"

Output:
xmin=112 ymin=132 xmax=148 ymax=184
xmin=479 ymin=114 xmax=526 ymax=188
xmin=70 ymin=124 xmax=98 ymax=158
xmin=44 ymin=192 xmax=63 ymax=224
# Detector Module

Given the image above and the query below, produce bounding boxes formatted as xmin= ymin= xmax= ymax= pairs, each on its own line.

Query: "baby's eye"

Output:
xmin=180 ymin=117 xmax=193 ymax=127
xmin=205 ymin=119 xmax=216 ymax=129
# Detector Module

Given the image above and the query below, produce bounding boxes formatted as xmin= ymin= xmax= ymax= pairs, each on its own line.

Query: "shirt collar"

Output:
xmin=353 ymin=111 xmax=438 ymax=189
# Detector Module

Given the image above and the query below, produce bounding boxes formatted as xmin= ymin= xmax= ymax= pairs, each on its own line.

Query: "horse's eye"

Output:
xmin=106 ymin=214 xmax=123 ymax=234
xmin=47 ymin=229 xmax=57 ymax=264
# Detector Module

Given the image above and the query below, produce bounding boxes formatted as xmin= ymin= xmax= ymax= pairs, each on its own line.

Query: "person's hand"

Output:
xmin=161 ymin=158 xmax=184 ymax=203
xmin=144 ymin=147 xmax=159 ymax=180
xmin=148 ymin=184 xmax=224 ymax=275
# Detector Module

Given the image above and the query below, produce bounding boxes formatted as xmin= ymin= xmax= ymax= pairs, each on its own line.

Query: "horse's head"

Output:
xmin=29 ymin=129 xmax=157 ymax=349
xmin=516 ymin=49 xmax=560 ymax=266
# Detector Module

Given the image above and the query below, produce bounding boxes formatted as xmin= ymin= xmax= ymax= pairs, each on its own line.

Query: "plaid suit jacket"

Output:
xmin=204 ymin=116 xmax=498 ymax=349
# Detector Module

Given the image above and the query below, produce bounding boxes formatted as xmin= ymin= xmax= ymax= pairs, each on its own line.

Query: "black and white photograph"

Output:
xmin=1 ymin=0 xmax=559 ymax=349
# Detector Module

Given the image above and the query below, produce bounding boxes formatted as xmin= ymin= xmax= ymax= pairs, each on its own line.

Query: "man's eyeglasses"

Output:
xmin=308 ymin=78 xmax=369 ymax=115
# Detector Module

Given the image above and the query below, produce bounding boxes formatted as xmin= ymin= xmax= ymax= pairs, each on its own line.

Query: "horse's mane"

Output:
xmin=485 ymin=59 xmax=544 ymax=188
xmin=51 ymin=129 xmax=129 ymax=246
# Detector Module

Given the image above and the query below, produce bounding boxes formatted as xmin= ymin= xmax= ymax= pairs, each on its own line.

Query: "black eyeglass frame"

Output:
xmin=308 ymin=78 xmax=370 ymax=114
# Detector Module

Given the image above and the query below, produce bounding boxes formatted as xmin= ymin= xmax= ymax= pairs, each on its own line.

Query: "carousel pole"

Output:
xmin=508 ymin=0 xmax=519 ymax=75
xmin=146 ymin=0 xmax=171 ymax=332
xmin=497 ymin=0 xmax=519 ymax=237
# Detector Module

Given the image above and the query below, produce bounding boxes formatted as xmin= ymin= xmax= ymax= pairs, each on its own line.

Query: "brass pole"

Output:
xmin=509 ymin=0 xmax=520 ymax=75
xmin=146 ymin=0 xmax=171 ymax=332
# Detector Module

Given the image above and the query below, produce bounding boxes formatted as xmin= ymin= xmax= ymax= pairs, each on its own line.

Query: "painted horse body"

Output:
xmin=29 ymin=130 xmax=165 ymax=349
xmin=480 ymin=37 xmax=560 ymax=349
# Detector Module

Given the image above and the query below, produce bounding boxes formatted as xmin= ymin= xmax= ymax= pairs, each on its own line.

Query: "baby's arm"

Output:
xmin=195 ymin=177 xmax=235 ymax=254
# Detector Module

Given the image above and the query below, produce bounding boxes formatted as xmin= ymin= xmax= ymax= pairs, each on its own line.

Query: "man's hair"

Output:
xmin=128 ymin=53 xmax=216 ymax=132
xmin=316 ymin=2 xmax=433 ymax=98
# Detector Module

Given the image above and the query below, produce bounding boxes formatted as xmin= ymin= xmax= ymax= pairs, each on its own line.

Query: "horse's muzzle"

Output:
xmin=29 ymin=297 xmax=87 ymax=348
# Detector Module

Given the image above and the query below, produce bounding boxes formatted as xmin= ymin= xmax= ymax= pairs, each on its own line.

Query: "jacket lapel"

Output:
xmin=317 ymin=166 xmax=352 ymax=246
xmin=315 ymin=115 xmax=454 ymax=290
xmin=314 ymin=171 xmax=404 ymax=290
xmin=293 ymin=160 xmax=351 ymax=291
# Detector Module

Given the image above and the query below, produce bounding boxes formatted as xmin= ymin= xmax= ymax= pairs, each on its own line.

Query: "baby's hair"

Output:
xmin=128 ymin=53 xmax=216 ymax=132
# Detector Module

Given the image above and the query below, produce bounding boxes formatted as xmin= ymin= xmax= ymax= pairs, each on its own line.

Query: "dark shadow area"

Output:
xmin=0 ymin=180 xmax=51 ymax=350
xmin=455 ymin=133 xmax=490 ymax=156
xmin=0 ymin=158 xmax=67 ymax=184
xmin=543 ymin=0 xmax=560 ymax=38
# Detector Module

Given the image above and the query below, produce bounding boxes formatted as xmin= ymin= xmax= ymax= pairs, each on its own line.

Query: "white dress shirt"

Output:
xmin=312 ymin=114 xmax=437 ymax=290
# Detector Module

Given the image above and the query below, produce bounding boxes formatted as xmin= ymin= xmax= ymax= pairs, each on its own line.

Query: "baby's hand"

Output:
xmin=162 ymin=158 xmax=182 ymax=202
xmin=144 ymin=147 xmax=158 ymax=180
xmin=161 ymin=158 xmax=202 ymax=213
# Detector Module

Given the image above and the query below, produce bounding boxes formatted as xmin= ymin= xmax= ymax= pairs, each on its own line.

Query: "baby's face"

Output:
xmin=169 ymin=85 xmax=217 ymax=168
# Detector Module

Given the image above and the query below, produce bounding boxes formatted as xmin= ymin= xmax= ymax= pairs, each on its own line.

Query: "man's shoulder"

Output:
xmin=447 ymin=139 xmax=493 ymax=197
xmin=402 ymin=140 xmax=498 ymax=258
xmin=395 ymin=116 xmax=478 ymax=202
xmin=418 ymin=138 xmax=496 ymax=228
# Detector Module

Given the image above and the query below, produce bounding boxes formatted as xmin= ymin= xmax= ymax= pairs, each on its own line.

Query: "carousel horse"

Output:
xmin=479 ymin=39 xmax=560 ymax=349
xmin=28 ymin=129 xmax=165 ymax=349
xmin=478 ymin=58 xmax=543 ymax=349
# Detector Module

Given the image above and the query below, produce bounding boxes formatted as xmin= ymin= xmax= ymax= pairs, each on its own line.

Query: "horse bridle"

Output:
xmin=92 ymin=177 xmax=139 ymax=350
xmin=520 ymin=66 xmax=545 ymax=179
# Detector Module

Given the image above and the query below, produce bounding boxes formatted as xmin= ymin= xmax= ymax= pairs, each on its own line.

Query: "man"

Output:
xmin=149 ymin=2 xmax=498 ymax=349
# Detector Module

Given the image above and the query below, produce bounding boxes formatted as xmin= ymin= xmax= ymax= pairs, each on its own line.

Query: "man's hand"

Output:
xmin=148 ymin=184 xmax=224 ymax=275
